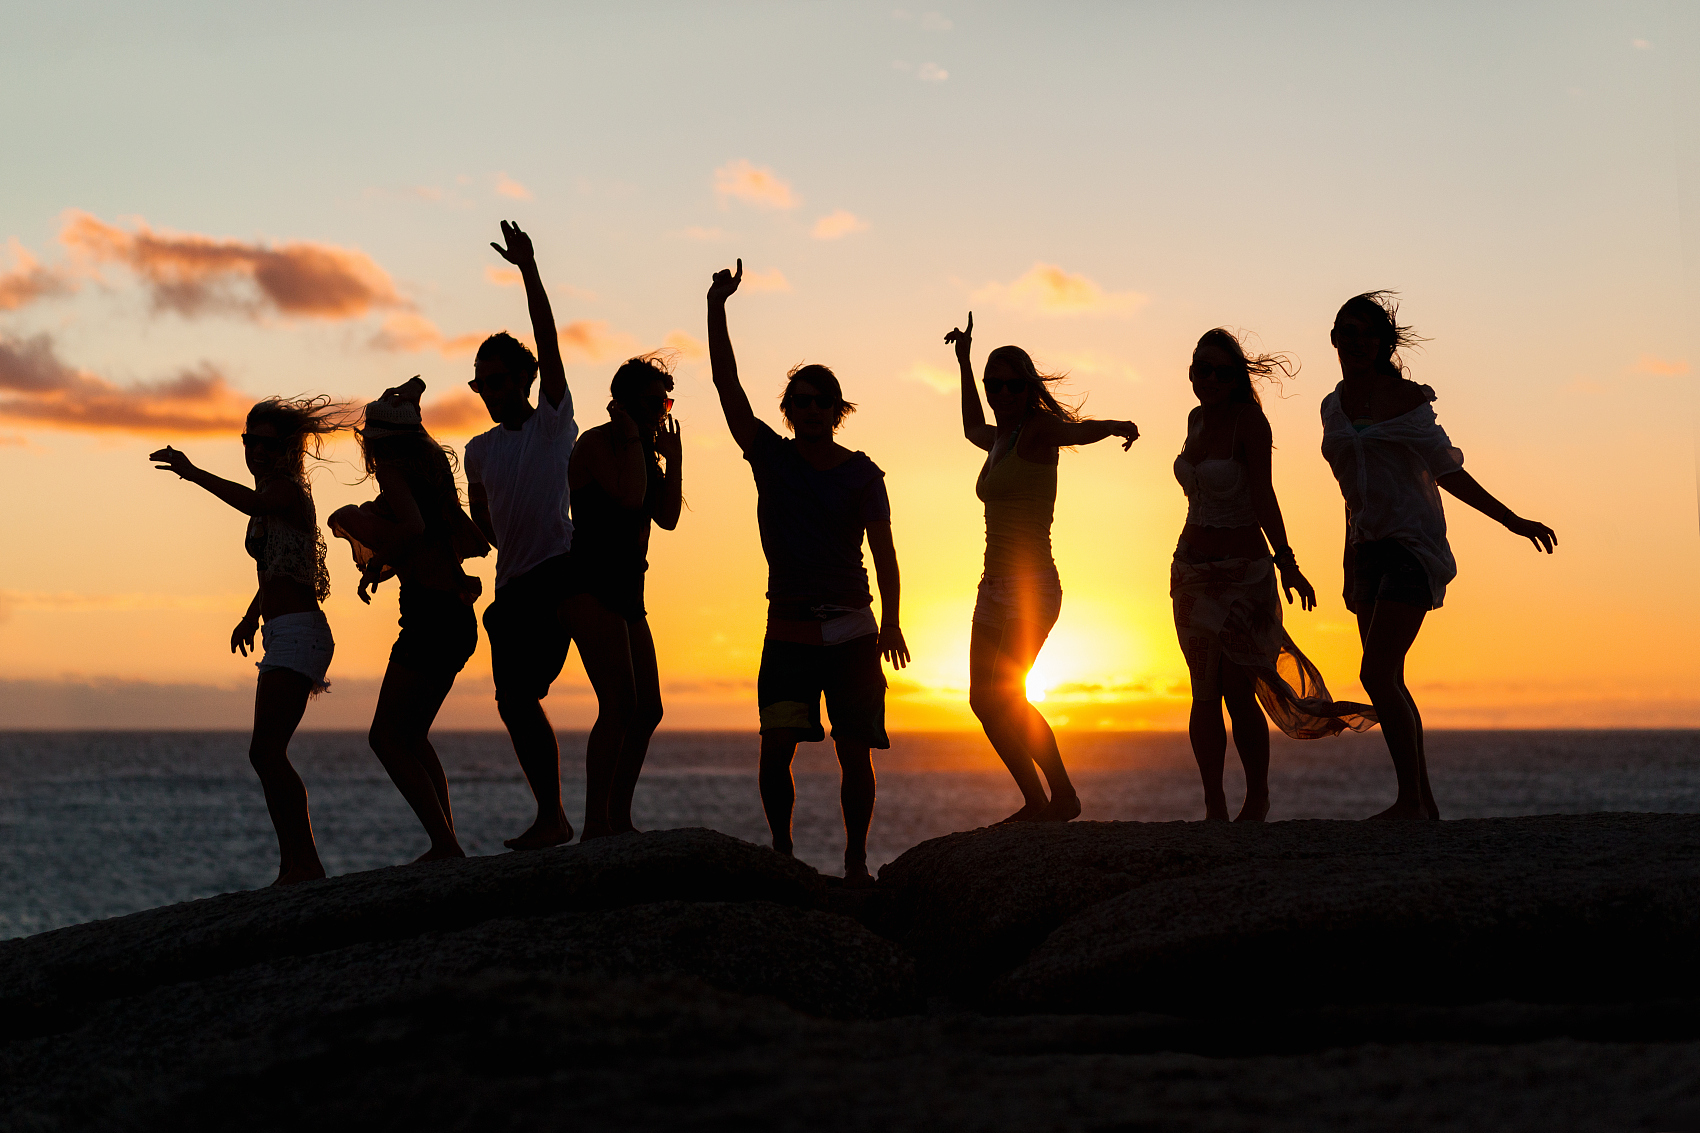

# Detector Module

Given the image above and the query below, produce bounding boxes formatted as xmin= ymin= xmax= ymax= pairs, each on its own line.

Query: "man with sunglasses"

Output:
xmin=707 ymin=260 xmax=910 ymax=887
xmin=464 ymin=220 xmax=580 ymax=850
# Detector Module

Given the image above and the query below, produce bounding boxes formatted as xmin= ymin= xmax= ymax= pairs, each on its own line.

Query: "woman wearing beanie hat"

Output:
xmin=331 ymin=377 xmax=491 ymax=862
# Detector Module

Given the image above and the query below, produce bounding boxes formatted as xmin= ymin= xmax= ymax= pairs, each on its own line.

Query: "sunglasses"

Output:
xmin=240 ymin=433 xmax=285 ymax=449
xmin=646 ymin=396 xmax=676 ymax=414
xmin=982 ymin=378 xmax=1029 ymax=395
xmin=785 ymin=393 xmax=836 ymax=410
xmin=1189 ymin=363 xmax=1240 ymax=382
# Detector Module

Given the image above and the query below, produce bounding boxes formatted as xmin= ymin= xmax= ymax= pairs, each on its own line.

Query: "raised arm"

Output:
xmin=945 ymin=313 xmax=995 ymax=451
xmin=1240 ymin=408 xmax=1316 ymax=610
xmin=1436 ymin=470 xmax=1556 ymax=552
xmin=1027 ymin=414 xmax=1140 ymax=451
xmin=707 ymin=260 xmax=758 ymax=453
xmin=491 ymin=220 xmax=568 ymax=413
xmin=866 ymin=521 xmax=910 ymax=669
xmin=652 ymin=416 xmax=684 ymax=531
xmin=150 ymin=446 xmax=301 ymax=517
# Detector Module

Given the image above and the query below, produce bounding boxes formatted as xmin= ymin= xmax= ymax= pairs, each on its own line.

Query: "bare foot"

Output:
xmin=504 ymin=817 xmax=575 ymax=851
xmin=578 ymin=824 xmax=617 ymax=843
xmin=272 ymin=865 xmax=326 ymax=887
xmin=1040 ymin=793 xmax=1081 ymax=822
xmin=1366 ymin=802 xmax=1428 ymax=821
xmin=997 ymin=801 xmax=1047 ymax=824
xmin=1234 ymin=796 xmax=1270 ymax=823
xmin=842 ymin=863 xmax=876 ymax=889
xmin=412 ymin=845 xmax=466 ymax=863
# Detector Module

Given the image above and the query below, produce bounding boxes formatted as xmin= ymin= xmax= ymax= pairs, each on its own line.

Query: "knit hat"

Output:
xmin=360 ymin=395 xmax=423 ymax=438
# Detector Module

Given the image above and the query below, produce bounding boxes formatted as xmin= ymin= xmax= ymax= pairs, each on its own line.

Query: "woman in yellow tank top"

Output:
xmin=945 ymin=313 xmax=1140 ymax=822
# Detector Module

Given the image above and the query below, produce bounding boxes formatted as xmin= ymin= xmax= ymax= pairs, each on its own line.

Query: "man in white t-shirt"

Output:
xmin=464 ymin=221 xmax=580 ymax=850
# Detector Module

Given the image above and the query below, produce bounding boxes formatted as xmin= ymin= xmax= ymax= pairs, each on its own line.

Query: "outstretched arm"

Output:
xmin=149 ymin=447 xmax=300 ymax=517
xmin=866 ymin=521 xmax=910 ymax=670
xmin=1436 ymin=470 xmax=1557 ymax=552
xmin=946 ymin=313 xmax=995 ymax=451
xmin=491 ymin=220 xmax=568 ymax=413
xmin=1027 ymin=414 xmax=1140 ymax=451
xmin=707 ymin=260 xmax=758 ymax=453
xmin=1241 ymin=410 xmax=1316 ymax=611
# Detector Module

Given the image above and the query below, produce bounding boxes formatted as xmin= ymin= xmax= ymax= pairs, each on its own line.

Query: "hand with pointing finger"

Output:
xmin=708 ymin=259 xmax=743 ymax=304
xmin=944 ymin=311 xmax=973 ymax=366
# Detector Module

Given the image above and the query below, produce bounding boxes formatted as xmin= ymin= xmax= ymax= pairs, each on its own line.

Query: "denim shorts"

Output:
xmin=1352 ymin=539 xmax=1434 ymax=611
xmin=971 ymin=571 xmax=1063 ymax=633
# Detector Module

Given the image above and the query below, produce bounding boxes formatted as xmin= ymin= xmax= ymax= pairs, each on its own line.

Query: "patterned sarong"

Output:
xmin=1170 ymin=550 xmax=1376 ymax=739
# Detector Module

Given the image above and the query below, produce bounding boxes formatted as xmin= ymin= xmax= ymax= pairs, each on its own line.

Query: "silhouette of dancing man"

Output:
xmin=1322 ymin=292 xmax=1556 ymax=820
xmin=944 ymin=313 xmax=1138 ymax=823
xmin=708 ymin=260 xmax=910 ymax=885
xmin=149 ymin=395 xmax=346 ymax=885
xmin=465 ymin=221 xmax=581 ymax=849
xmin=1171 ymin=328 xmax=1375 ymax=823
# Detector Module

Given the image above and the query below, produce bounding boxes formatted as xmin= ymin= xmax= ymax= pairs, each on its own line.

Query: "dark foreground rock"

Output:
xmin=4 ymin=815 xmax=1700 ymax=1131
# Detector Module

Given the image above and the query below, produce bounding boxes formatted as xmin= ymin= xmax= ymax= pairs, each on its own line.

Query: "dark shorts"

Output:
xmin=1352 ymin=539 xmax=1434 ymax=612
xmin=482 ymin=552 xmax=574 ymax=702
xmin=390 ymin=585 xmax=478 ymax=677
xmin=757 ymin=633 xmax=889 ymax=749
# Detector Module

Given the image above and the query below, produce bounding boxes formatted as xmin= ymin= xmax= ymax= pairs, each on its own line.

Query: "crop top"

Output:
xmin=245 ymin=482 xmax=329 ymax=603
xmin=1174 ymin=411 xmax=1257 ymax=528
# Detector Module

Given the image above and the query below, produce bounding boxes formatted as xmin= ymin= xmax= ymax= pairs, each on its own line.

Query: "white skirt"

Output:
xmin=257 ymin=610 xmax=334 ymax=694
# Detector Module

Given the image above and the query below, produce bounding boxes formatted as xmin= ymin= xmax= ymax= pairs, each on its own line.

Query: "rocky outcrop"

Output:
xmin=5 ymin=815 xmax=1700 ymax=1131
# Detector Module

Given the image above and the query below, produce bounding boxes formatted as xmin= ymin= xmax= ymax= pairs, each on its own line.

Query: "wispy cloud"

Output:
xmin=61 ymin=211 xmax=408 ymax=321
xmin=741 ymin=267 xmax=791 ymax=293
xmin=1634 ymin=354 xmax=1688 ymax=376
xmin=973 ymin=262 xmax=1147 ymax=318
xmin=714 ymin=160 xmax=797 ymax=210
xmin=0 ymin=332 xmax=250 ymax=435
xmin=484 ymin=265 xmax=522 ymax=287
xmin=0 ymin=239 xmax=75 ymax=310
xmin=904 ymin=361 xmax=957 ymax=394
xmin=559 ymin=319 xmax=640 ymax=360
xmin=495 ymin=173 xmax=533 ymax=201
xmin=664 ymin=330 xmax=707 ymax=360
xmin=916 ymin=62 xmax=949 ymax=82
xmin=369 ymin=313 xmax=485 ymax=356
xmin=0 ymin=589 xmax=252 ymax=617
xmin=811 ymin=210 xmax=870 ymax=240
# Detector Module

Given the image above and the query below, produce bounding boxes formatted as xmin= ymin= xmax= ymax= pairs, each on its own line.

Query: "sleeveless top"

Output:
xmin=245 ymin=480 xmax=330 ymax=602
xmin=1174 ymin=408 xmax=1256 ymax=528
xmin=976 ymin=419 xmax=1057 ymax=577
xmin=570 ymin=454 xmax=663 ymax=582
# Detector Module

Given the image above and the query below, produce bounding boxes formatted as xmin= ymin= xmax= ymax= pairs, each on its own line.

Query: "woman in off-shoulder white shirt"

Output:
xmin=1322 ymin=293 xmax=1556 ymax=821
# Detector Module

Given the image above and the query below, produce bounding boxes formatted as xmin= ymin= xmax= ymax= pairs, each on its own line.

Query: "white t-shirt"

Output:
xmin=464 ymin=389 xmax=579 ymax=589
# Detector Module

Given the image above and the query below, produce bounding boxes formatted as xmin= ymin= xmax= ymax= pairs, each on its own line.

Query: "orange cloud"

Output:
xmin=714 ymin=160 xmax=797 ymax=210
xmin=1635 ymin=354 xmax=1689 ymax=376
xmin=811 ymin=210 xmax=870 ymax=240
xmin=422 ymin=392 xmax=490 ymax=435
xmin=742 ymin=267 xmax=791 ymax=293
xmin=370 ymin=313 xmax=485 ymax=357
xmin=485 ymin=265 xmax=523 ymax=287
xmin=0 ymin=240 xmax=74 ymax=310
xmin=495 ymin=173 xmax=533 ymax=201
xmin=904 ymin=361 xmax=957 ymax=394
xmin=0 ymin=332 xmax=249 ymax=435
xmin=559 ymin=319 xmax=640 ymax=361
xmin=973 ymin=262 xmax=1147 ymax=317
xmin=664 ymin=330 xmax=707 ymax=360
xmin=60 ymin=210 xmax=406 ymax=320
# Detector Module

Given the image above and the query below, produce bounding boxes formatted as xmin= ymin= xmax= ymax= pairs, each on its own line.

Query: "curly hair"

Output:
xmin=1335 ymin=291 xmax=1427 ymax=379
xmin=780 ymin=363 xmax=857 ymax=431
xmin=984 ymin=345 xmax=1082 ymax=423
xmin=1193 ymin=328 xmax=1299 ymax=408
xmin=245 ymin=395 xmax=352 ymax=487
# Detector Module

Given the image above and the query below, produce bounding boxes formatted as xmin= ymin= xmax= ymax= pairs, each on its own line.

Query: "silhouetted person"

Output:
xmin=331 ymin=378 xmax=490 ymax=862
xmin=149 ymin=396 xmax=347 ymax=885
xmin=1323 ymin=292 xmax=1556 ymax=820
xmin=708 ymin=260 xmax=909 ymax=886
xmin=944 ymin=314 xmax=1138 ymax=822
xmin=563 ymin=354 xmax=683 ymax=839
xmin=465 ymin=221 xmax=580 ymax=850
xmin=1172 ymin=328 xmax=1376 ymax=823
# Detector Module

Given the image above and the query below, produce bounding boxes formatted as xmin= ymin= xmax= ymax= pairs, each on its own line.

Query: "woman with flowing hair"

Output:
xmin=1172 ymin=328 xmax=1376 ymax=823
xmin=149 ymin=395 xmax=347 ymax=885
xmin=944 ymin=313 xmax=1140 ymax=822
xmin=330 ymin=377 xmax=490 ymax=861
xmin=1323 ymin=293 xmax=1555 ymax=819
xmin=563 ymin=351 xmax=684 ymax=840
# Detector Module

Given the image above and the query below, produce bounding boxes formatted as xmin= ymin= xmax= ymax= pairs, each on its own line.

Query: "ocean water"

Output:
xmin=2 ymin=729 xmax=1697 ymax=940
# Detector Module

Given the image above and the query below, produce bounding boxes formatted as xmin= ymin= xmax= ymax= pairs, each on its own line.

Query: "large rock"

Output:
xmin=876 ymin=814 xmax=1700 ymax=1007
xmin=1 ymin=828 xmax=820 ymax=1036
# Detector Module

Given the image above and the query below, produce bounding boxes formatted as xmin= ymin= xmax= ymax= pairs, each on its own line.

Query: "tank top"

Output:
xmin=1174 ymin=409 xmax=1257 ymax=528
xmin=976 ymin=419 xmax=1057 ymax=577
xmin=244 ymin=481 xmax=329 ymax=602
xmin=570 ymin=456 xmax=662 ymax=580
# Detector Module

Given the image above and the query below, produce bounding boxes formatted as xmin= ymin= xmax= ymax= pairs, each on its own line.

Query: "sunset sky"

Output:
xmin=1 ymin=2 xmax=1695 ymax=730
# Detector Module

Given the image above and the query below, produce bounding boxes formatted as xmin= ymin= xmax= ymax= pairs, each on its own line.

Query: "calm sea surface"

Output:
xmin=2 ymin=729 xmax=1697 ymax=940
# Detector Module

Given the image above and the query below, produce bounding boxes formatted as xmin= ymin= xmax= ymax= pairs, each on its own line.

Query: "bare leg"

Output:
xmin=969 ymin=621 xmax=1048 ymax=819
xmin=498 ymin=695 xmax=573 ymax=850
xmin=759 ymin=729 xmax=806 ymax=855
xmin=834 ymin=738 xmax=876 ymax=884
xmin=565 ymin=593 xmax=640 ymax=841
xmin=1356 ymin=600 xmax=1430 ymax=820
xmin=1000 ymin=617 xmax=1077 ymax=821
xmin=1221 ymin=659 xmax=1271 ymax=822
xmin=369 ymin=662 xmax=464 ymax=861
xmin=610 ymin=615 xmax=663 ymax=834
xmin=1185 ymin=645 xmax=1231 ymax=821
xmin=250 ymin=669 xmax=325 ymax=885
